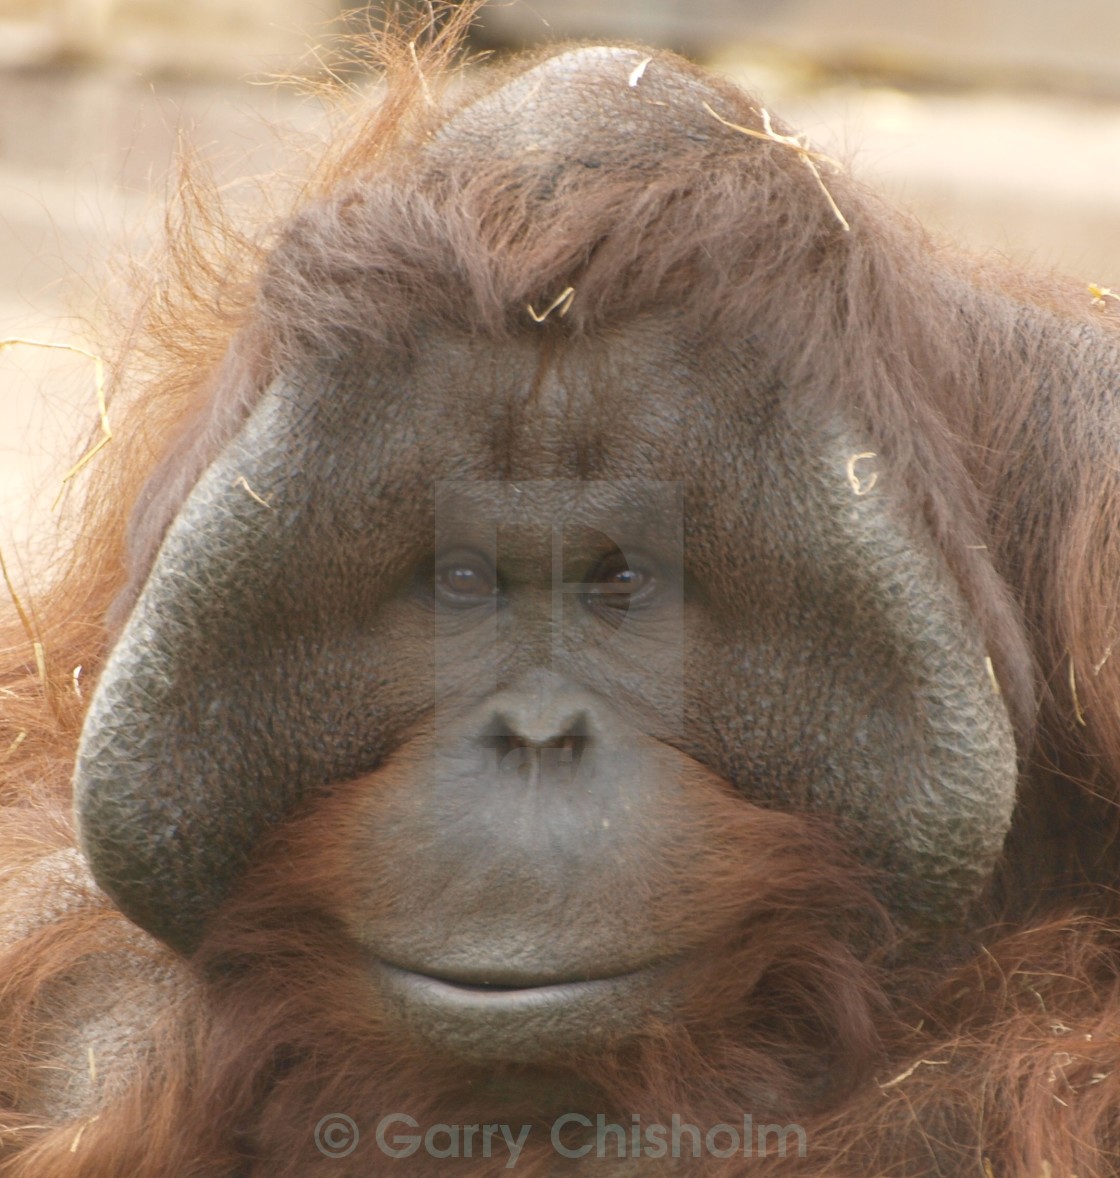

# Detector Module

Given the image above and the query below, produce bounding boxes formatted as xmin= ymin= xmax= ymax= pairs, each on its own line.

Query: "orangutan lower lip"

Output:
xmin=375 ymin=960 xmax=627 ymax=1002
xmin=371 ymin=960 xmax=664 ymax=1061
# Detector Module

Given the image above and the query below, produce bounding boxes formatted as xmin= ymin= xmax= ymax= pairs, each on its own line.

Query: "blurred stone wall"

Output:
xmin=0 ymin=69 xmax=323 ymax=561
xmin=0 ymin=0 xmax=331 ymax=73
xmin=479 ymin=0 xmax=1120 ymax=97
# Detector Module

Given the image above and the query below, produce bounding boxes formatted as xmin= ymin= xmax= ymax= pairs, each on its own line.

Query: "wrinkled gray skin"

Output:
xmin=74 ymin=47 xmax=1017 ymax=1064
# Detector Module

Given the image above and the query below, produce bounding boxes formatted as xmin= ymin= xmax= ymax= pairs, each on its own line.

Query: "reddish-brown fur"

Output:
xmin=3 ymin=7 xmax=1120 ymax=1174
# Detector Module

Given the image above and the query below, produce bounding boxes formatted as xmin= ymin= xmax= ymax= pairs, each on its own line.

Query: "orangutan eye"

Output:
xmin=585 ymin=549 xmax=655 ymax=613
xmin=434 ymin=552 xmax=497 ymax=606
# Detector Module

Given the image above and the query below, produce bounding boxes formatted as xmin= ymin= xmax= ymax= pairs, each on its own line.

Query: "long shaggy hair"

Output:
xmin=3 ymin=5 xmax=1120 ymax=1174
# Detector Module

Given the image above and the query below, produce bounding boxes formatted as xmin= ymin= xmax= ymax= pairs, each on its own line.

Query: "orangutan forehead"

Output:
xmin=297 ymin=325 xmax=776 ymax=488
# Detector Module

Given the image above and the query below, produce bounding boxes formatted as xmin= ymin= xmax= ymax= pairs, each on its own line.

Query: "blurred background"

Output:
xmin=1 ymin=0 xmax=1119 ymax=564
